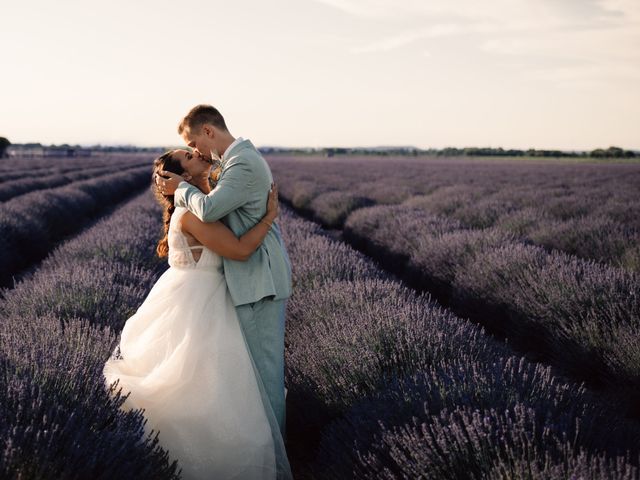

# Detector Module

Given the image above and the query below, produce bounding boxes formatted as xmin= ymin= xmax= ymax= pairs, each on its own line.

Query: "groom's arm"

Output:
xmin=174 ymin=159 xmax=253 ymax=223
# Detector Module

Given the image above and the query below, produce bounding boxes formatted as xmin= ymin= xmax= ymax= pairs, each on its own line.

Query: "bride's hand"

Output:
xmin=265 ymin=183 xmax=279 ymax=222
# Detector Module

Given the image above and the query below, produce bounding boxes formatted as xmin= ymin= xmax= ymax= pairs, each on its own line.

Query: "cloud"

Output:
xmin=350 ymin=23 xmax=476 ymax=53
xmin=312 ymin=0 xmax=640 ymax=34
xmin=310 ymin=0 xmax=392 ymax=17
xmin=311 ymin=0 xmax=638 ymax=27
xmin=314 ymin=0 xmax=640 ymax=87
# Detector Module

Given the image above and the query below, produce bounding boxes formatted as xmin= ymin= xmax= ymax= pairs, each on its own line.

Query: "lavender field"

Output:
xmin=1 ymin=153 xmax=640 ymax=479
xmin=0 ymin=154 xmax=156 ymax=288
xmin=269 ymin=155 xmax=640 ymax=421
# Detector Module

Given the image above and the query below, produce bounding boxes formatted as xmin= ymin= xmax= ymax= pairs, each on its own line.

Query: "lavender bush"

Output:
xmin=309 ymin=191 xmax=375 ymax=228
xmin=527 ymin=214 xmax=640 ymax=270
xmin=352 ymin=405 xmax=639 ymax=480
xmin=454 ymin=243 xmax=640 ymax=400
xmin=315 ymin=378 xmax=639 ymax=479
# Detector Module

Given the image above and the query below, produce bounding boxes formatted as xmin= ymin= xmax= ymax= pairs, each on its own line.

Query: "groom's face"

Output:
xmin=182 ymin=126 xmax=214 ymax=161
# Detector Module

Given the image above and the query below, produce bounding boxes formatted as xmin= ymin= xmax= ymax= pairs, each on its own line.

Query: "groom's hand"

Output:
xmin=155 ymin=170 xmax=184 ymax=195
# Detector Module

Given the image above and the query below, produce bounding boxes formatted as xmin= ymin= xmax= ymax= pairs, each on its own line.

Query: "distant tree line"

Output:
xmin=2 ymin=142 xmax=165 ymax=158
xmin=8 ymin=143 xmax=163 ymax=153
xmin=262 ymin=145 xmax=638 ymax=159
xmin=432 ymin=146 xmax=637 ymax=159
xmin=435 ymin=147 xmax=573 ymax=157
xmin=2 ymin=139 xmax=636 ymax=159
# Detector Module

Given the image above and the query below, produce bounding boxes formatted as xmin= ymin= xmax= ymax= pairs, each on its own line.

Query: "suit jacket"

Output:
xmin=173 ymin=139 xmax=292 ymax=307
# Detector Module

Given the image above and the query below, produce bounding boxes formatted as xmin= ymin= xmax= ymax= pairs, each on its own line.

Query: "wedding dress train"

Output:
xmin=103 ymin=206 xmax=292 ymax=480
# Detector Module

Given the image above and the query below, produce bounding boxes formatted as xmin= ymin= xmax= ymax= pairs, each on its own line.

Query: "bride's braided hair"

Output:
xmin=152 ymin=151 xmax=183 ymax=258
xmin=152 ymin=150 xmax=218 ymax=258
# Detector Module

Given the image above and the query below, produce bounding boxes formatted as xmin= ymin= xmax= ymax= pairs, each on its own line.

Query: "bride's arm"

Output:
xmin=180 ymin=185 xmax=279 ymax=261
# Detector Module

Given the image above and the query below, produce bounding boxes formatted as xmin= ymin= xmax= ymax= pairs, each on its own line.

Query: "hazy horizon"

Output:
xmin=2 ymin=0 xmax=639 ymax=151
xmin=5 ymin=140 xmax=637 ymax=153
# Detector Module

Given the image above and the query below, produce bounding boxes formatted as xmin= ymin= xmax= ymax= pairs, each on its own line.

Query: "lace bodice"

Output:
xmin=168 ymin=207 xmax=223 ymax=271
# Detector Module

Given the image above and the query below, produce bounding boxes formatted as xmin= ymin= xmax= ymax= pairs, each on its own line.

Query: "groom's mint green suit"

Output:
xmin=173 ymin=138 xmax=292 ymax=435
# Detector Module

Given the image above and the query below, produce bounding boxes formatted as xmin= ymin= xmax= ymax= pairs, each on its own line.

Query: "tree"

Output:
xmin=605 ymin=146 xmax=624 ymax=158
xmin=589 ymin=146 xmax=636 ymax=158
xmin=0 ymin=137 xmax=10 ymax=158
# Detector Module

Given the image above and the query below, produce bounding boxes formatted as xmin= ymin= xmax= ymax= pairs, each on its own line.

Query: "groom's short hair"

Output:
xmin=178 ymin=104 xmax=229 ymax=135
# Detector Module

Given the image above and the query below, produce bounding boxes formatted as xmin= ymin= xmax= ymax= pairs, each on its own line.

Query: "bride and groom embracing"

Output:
xmin=103 ymin=105 xmax=294 ymax=479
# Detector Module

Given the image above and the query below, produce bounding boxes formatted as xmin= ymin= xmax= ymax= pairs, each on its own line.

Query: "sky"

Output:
xmin=1 ymin=0 xmax=639 ymax=150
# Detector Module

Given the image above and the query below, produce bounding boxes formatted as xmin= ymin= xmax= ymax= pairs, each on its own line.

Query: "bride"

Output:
xmin=103 ymin=149 xmax=293 ymax=480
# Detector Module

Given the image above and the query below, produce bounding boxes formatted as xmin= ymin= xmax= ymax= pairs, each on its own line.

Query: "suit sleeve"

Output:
xmin=173 ymin=158 xmax=253 ymax=223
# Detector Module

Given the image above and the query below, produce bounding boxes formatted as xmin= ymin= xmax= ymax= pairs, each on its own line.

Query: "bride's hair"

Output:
xmin=151 ymin=150 xmax=222 ymax=258
xmin=152 ymin=151 xmax=184 ymax=258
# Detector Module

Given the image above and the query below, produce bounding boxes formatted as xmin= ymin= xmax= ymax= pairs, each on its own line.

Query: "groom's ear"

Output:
xmin=202 ymin=124 xmax=215 ymax=138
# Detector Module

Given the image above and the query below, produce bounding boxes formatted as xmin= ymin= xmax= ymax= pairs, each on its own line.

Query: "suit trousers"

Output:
xmin=235 ymin=297 xmax=287 ymax=437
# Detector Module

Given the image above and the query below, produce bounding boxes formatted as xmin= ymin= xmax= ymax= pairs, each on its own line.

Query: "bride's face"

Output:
xmin=173 ymin=149 xmax=212 ymax=179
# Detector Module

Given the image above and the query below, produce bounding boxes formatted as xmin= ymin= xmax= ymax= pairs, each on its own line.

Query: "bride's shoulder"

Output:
xmin=173 ymin=207 xmax=197 ymax=228
xmin=170 ymin=206 xmax=189 ymax=225
xmin=173 ymin=206 xmax=189 ymax=215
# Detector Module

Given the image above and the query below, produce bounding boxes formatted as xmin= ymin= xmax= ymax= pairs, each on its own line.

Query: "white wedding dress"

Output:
xmin=103 ymin=206 xmax=292 ymax=480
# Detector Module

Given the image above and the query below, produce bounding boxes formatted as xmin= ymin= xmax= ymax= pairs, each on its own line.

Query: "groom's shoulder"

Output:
xmin=227 ymin=140 xmax=267 ymax=167
xmin=234 ymin=139 xmax=261 ymax=158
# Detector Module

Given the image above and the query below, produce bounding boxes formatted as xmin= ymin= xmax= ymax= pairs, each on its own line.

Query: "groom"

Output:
xmin=157 ymin=104 xmax=292 ymax=435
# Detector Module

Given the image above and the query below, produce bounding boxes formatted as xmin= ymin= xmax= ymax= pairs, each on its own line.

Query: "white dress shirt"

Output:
xmin=220 ymin=137 xmax=244 ymax=164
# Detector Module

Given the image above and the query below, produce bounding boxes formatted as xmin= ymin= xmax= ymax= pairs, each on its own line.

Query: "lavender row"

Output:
xmin=277 ymin=206 xmax=640 ymax=479
xmin=0 ymin=162 xmax=149 ymax=202
xmin=341 ymin=204 xmax=640 ymax=417
xmin=0 ymin=164 xmax=154 ymax=288
xmin=0 ymin=191 xmax=180 ymax=479
xmin=0 ymin=158 xmax=120 ymax=184
xmin=403 ymin=186 xmax=640 ymax=271
xmin=0 ymin=153 xmax=157 ymax=173
xmin=269 ymin=155 xmax=640 ymax=270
